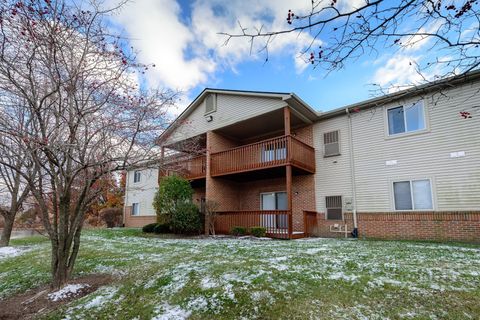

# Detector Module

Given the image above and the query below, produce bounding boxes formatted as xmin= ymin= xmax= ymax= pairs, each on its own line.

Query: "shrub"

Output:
xmin=142 ymin=223 xmax=158 ymax=233
xmin=153 ymin=175 xmax=194 ymax=224
xmin=153 ymin=223 xmax=171 ymax=234
xmin=250 ymin=226 xmax=267 ymax=238
xmin=231 ymin=226 xmax=247 ymax=236
xmin=100 ymin=208 xmax=123 ymax=228
xmin=170 ymin=202 xmax=202 ymax=234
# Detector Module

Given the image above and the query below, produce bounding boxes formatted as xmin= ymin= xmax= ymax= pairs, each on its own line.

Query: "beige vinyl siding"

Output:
xmin=164 ymin=94 xmax=287 ymax=144
xmin=350 ymin=81 xmax=480 ymax=211
xmin=124 ymin=168 xmax=159 ymax=216
xmin=313 ymin=115 xmax=353 ymax=213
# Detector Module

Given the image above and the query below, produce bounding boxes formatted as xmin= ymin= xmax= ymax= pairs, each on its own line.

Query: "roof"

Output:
xmin=158 ymin=70 xmax=480 ymax=144
xmin=157 ymin=88 xmax=319 ymax=144
xmin=318 ymin=69 xmax=480 ymax=120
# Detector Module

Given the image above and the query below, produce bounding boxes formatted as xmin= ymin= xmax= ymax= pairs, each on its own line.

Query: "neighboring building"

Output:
xmin=124 ymin=167 xmax=158 ymax=227
xmin=124 ymin=72 xmax=480 ymax=242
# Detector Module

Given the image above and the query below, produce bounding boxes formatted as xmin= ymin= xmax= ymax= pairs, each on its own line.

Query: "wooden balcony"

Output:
xmin=210 ymin=135 xmax=315 ymax=177
xmin=164 ymin=155 xmax=206 ymax=180
xmin=215 ymin=210 xmax=292 ymax=239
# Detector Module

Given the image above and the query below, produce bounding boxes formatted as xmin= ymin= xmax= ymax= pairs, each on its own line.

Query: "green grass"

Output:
xmin=1 ymin=229 xmax=479 ymax=319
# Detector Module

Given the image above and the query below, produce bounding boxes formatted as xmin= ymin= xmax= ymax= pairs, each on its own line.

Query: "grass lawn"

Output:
xmin=1 ymin=229 xmax=479 ymax=319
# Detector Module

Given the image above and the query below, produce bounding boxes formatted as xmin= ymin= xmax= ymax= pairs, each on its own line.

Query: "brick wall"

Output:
xmin=123 ymin=209 xmax=156 ymax=228
xmin=310 ymin=211 xmax=480 ymax=243
xmin=293 ymin=125 xmax=313 ymax=146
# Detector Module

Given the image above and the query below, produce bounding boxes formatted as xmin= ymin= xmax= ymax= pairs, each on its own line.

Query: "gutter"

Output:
xmin=346 ymin=107 xmax=359 ymax=238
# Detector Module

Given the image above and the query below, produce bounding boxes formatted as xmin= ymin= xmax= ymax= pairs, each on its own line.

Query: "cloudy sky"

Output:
xmin=110 ymin=0 xmax=431 ymax=112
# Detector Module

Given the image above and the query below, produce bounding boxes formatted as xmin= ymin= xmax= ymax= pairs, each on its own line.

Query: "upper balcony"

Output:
xmin=210 ymin=135 xmax=315 ymax=177
xmin=163 ymin=154 xmax=207 ymax=180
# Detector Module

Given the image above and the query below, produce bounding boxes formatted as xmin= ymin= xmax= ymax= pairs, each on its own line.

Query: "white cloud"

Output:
xmin=372 ymin=55 xmax=424 ymax=90
xmin=110 ymin=0 xmax=328 ymax=92
xmin=112 ymin=0 xmax=215 ymax=90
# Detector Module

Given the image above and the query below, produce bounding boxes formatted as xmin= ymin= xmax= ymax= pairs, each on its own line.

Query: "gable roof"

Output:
xmin=157 ymin=88 xmax=319 ymax=144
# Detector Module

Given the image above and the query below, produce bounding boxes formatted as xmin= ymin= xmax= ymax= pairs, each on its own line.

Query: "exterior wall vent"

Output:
xmin=205 ymin=93 xmax=217 ymax=115
xmin=324 ymin=130 xmax=340 ymax=157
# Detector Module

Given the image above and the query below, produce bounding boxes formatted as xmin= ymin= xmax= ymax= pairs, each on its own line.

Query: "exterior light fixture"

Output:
xmin=206 ymin=115 xmax=213 ymax=122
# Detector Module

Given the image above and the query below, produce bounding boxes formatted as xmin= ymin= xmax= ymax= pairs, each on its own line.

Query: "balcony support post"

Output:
xmin=284 ymin=107 xmax=293 ymax=238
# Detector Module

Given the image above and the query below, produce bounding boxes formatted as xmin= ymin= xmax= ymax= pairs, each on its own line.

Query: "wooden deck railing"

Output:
xmin=215 ymin=210 xmax=291 ymax=239
xmin=210 ymin=135 xmax=315 ymax=176
xmin=164 ymin=155 xmax=206 ymax=180
xmin=303 ymin=211 xmax=318 ymax=237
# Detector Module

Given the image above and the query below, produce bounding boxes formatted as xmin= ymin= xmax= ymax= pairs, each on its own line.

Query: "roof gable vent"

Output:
xmin=205 ymin=93 xmax=217 ymax=114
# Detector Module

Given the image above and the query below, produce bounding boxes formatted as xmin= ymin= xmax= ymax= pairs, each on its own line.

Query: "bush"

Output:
xmin=231 ymin=226 xmax=247 ymax=236
xmin=250 ymin=226 xmax=267 ymax=237
xmin=142 ymin=223 xmax=158 ymax=233
xmin=170 ymin=202 xmax=202 ymax=234
xmin=153 ymin=175 xmax=193 ymax=224
xmin=153 ymin=223 xmax=171 ymax=234
xmin=100 ymin=207 xmax=123 ymax=228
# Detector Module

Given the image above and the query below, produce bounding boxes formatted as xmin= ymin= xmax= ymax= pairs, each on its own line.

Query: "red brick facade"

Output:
xmin=310 ymin=211 xmax=480 ymax=243
xmin=203 ymin=128 xmax=316 ymax=233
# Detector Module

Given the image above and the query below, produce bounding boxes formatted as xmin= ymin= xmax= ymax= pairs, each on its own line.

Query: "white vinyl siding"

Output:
xmin=393 ymin=179 xmax=433 ymax=211
xmin=164 ymin=94 xmax=288 ymax=145
xmin=124 ymin=168 xmax=158 ymax=216
xmin=313 ymin=115 xmax=353 ymax=212
xmin=348 ymin=81 xmax=480 ymax=211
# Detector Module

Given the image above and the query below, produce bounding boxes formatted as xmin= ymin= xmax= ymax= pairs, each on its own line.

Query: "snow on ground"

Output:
xmin=48 ymin=284 xmax=90 ymax=302
xmin=0 ymin=246 xmax=30 ymax=260
xmin=3 ymin=229 xmax=479 ymax=319
xmin=152 ymin=303 xmax=191 ymax=320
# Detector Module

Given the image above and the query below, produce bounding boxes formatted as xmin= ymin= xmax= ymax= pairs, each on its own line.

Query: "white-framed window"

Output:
xmin=393 ymin=179 xmax=433 ymax=210
xmin=324 ymin=130 xmax=340 ymax=157
xmin=132 ymin=202 xmax=140 ymax=215
xmin=387 ymin=100 xmax=426 ymax=135
xmin=133 ymin=170 xmax=141 ymax=183
xmin=325 ymin=195 xmax=343 ymax=220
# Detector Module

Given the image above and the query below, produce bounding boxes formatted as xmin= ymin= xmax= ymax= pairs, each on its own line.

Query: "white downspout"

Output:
xmin=346 ymin=108 xmax=358 ymax=236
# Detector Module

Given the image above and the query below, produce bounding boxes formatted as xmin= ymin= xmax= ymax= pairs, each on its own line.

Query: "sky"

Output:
xmin=109 ymin=0 xmax=439 ymax=113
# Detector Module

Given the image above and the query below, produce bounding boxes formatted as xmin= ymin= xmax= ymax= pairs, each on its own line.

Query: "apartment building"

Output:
xmin=123 ymin=72 xmax=480 ymax=242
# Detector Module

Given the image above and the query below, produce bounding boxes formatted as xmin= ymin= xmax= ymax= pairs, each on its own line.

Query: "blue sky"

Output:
xmin=110 ymin=0 xmax=439 ymax=112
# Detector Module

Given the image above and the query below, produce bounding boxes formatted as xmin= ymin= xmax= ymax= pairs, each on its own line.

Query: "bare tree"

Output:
xmin=0 ymin=0 xmax=176 ymax=288
xmin=221 ymin=0 xmax=480 ymax=88
xmin=0 ymin=103 xmax=33 ymax=246
xmin=204 ymin=200 xmax=219 ymax=236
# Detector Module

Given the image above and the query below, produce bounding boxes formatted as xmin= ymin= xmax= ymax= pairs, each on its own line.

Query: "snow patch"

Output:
xmin=0 ymin=246 xmax=30 ymax=260
xmin=81 ymin=287 xmax=118 ymax=309
xmin=48 ymin=284 xmax=90 ymax=301
xmin=152 ymin=303 xmax=191 ymax=320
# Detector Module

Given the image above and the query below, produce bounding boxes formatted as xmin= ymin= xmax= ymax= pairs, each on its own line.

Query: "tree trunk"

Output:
xmin=0 ymin=215 xmax=14 ymax=247
xmin=51 ymin=249 xmax=69 ymax=289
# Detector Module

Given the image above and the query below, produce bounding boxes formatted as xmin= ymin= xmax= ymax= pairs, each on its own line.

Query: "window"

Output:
xmin=326 ymin=196 xmax=342 ymax=220
xmin=261 ymin=192 xmax=288 ymax=229
xmin=132 ymin=203 xmax=140 ymax=215
xmin=205 ymin=94 xmax=217 ymax=114
xmin=387 ymin=101 xmax=426 ymax=135
xmin=324 ymin=130 xmax=340 ymax=157
xmin=261 ymin=141 xmax=286 ymax=162
xmin=393 ymin=179 xmax=433 ymax=210
xmin=133 ymin=170 xmax=141 ymax=183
